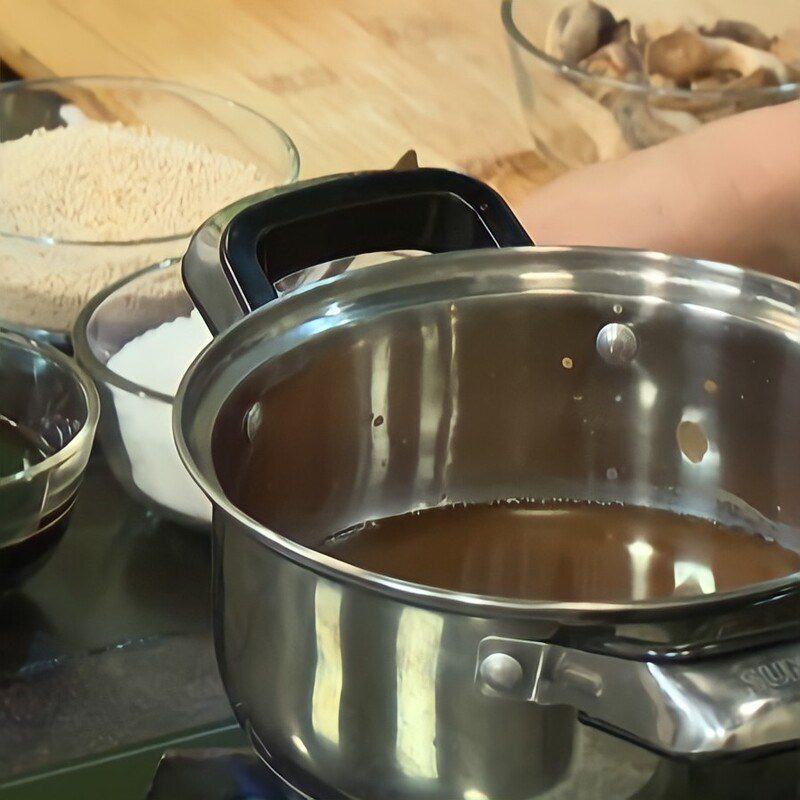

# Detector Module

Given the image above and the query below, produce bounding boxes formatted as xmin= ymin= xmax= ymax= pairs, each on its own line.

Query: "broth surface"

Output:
xmin=319 ymin=501 xmax=800 ymax=602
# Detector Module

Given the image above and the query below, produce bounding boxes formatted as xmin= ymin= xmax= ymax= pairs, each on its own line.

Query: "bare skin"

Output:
xmin=518 ymin=101 xmax=800 ymax=281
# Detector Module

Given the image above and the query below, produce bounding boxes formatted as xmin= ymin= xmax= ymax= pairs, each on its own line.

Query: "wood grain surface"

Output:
xmin=0 ymin=0 xmax=558 ymax=204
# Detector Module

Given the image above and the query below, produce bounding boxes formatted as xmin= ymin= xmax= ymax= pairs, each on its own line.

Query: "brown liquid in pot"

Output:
xmin=319 ymin=501 xmax=800 ymax=602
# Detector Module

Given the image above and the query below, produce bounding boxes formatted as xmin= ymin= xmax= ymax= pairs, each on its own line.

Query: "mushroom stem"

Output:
xmin=704 ymin=36 xmax=789 ymax=83
xmin=700 ymin=19 xmax=772 ymax=51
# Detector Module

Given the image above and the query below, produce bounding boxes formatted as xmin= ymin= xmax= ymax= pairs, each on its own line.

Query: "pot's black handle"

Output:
xmin=217 ymin=167 xmax=532 ymax=317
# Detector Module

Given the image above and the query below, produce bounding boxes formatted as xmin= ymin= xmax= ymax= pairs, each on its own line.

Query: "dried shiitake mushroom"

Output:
xmin=646 ymin=29 xmax=710 ymax=85
xmin=704 ymin=36 xmax=789 ymax=83
xmin=610 ymin=95 xmax=700 ymax=149
xmin=547 ymin=2 xmax=798 ymax=89
xmin=581 ymin=39 xmax=645 ymax=81
xmin=700 ymin=19 xmax=772 ymax=51
xmin=635 ymin=20 xmax=675 ymax=50
xmin=541 ymin=2 xmax=799 ymax=160
xmin=691 ymin=70 xmax=739 ymax=91
xmin=647 ymin=30 xmax=790 ymax=87
xmin=610 ymin=19 xmax=633 ymax=44
xmin=545 ymin=0 xmax=617 ymax=64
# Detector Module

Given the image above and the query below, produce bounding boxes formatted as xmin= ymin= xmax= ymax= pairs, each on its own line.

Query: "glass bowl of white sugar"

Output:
xmin=0 ymin=76 xmax=299 ymax=349
xmin=73 ymin=259 xmax=213 ymax=527
xmin=72 ymin=250 xmax=422 ymax=527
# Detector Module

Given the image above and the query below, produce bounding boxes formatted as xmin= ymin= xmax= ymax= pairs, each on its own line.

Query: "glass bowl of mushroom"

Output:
xmin=502 ymin=0 xmax=800 ymax=169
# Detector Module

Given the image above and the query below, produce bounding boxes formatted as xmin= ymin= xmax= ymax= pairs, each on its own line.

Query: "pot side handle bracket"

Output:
xmin=475 ymin=636 xmax=800 ymax=758
xmin=183 ymin=166 xmax=532 ymax=334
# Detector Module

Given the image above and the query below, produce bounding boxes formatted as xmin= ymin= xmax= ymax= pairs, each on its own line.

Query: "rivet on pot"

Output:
xmin=677 ymin=419 xmax=708 ymax=464
xmin=479 ymin=652 xmax=524 ymax=692
xmin=244 ymin=401 xmax=263 ymax=442
xmin=596 ymin=323 xmax=638 ymax=365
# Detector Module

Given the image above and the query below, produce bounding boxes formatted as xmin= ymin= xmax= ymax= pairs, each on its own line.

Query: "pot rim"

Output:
xmin=175 ymin=245 xmax=800 ymax=620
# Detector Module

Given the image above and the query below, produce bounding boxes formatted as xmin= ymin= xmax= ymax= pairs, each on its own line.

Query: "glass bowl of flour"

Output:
xmin=73 ymin=259 xmax=213 ymax=527
xmin=0 ymin=76 xmax=299 ymax=349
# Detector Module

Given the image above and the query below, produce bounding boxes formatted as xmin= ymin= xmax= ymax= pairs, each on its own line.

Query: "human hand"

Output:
xmin=518 ymin=101 xmax=800 ymax=281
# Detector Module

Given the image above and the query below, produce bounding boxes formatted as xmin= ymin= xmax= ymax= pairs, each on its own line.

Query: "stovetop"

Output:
xmin=147 ymin=749 xmax=303 ymax=800
xmin=145 ymin=745 xmax=800 ymax=800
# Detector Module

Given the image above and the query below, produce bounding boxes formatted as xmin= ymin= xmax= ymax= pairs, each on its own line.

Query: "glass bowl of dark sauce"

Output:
xmin=0 ymin=333 xmax=98 ymax=585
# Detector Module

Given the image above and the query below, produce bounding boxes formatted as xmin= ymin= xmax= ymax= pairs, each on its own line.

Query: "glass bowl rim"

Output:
xmin=72 ymin=257 xmax=194 ymax=406
xmin=0 ymin=331 xmax=99 ymax=488
xmin=0 ymin=74 xmax=300 ymax=245
xmin=502 ymin=0 xmax=800 ymax=100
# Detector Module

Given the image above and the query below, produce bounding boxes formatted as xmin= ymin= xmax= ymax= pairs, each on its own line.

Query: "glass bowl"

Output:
xmin=72 ymin=250 xmax=422 ymax=529
xmin=0 ymin=332 xmax=99 ymax=583
xmin=0 ymin=76 xmax=300 ymax=348
xmin=502 ymin=0 xmax=800 ymax=169
xmin=73 ymin=259 xmax=212 ymax=528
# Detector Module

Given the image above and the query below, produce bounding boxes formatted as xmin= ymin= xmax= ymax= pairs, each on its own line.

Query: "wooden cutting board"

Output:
xmin=0 ymin=0 xmax=558 ymax=206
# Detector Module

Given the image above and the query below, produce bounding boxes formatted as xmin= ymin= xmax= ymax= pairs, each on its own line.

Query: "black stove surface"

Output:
xmin=146 ymin=745 xmax=800 ymax=800
xmin=147 ymin=749 xmax=305 ymax=800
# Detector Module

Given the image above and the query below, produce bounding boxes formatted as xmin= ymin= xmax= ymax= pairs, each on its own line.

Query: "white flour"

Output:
xmin=107 ymin=309 xmax=213 ymax=523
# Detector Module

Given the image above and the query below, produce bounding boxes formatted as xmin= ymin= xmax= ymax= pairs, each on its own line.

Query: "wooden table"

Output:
xmin=0 ymin=0 xmax=557 ymax=205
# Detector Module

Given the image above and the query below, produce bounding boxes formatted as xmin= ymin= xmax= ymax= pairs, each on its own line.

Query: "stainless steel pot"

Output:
xmin=176 ymin=168 xmax=800 ymax=799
